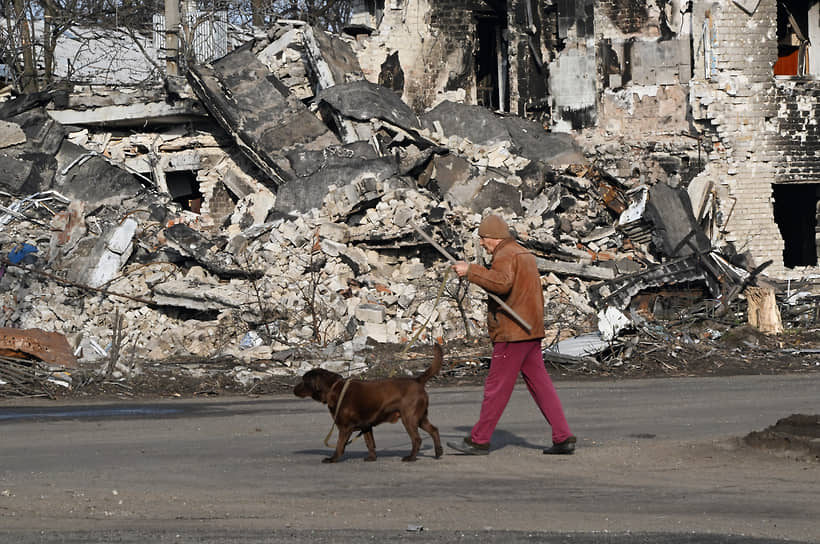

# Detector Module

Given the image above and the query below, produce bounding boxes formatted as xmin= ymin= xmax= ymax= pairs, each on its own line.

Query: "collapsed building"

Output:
xmin=0 ymin=0 xmax=817 ymax=393
xmin=346 ymin=0 xmax=820 ymax=278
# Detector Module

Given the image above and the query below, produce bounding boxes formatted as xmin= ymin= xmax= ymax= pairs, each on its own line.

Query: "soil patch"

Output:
xmin=742 ymin=413 xmax=820 ymax=462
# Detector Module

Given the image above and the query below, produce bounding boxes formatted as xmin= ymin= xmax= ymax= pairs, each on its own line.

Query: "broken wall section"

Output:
xmin=567 ymin=0 xmax=703 ymax=237
xmin=351 ymin=0 xmax=557 ymax=119
xmin=556 ymin=0 xmax=693 ymax=135
xmin=686 ymin=0 xmax=820 ymax=278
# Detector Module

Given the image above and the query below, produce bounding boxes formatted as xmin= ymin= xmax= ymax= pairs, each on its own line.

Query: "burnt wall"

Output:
xmin=422 ymin=0 xmax=489 ymax=109
xmin=772 ymin=80 xmax=820 ymax=184
xmin=513 ymin=0 xmax=557 ymax=121
xmin=599 ymin=0 xmax=650 ymax=34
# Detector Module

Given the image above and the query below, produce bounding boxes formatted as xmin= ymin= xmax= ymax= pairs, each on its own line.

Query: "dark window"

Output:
xmin=165 ymin=170 xmax=203 ymax=213
xmin=475 ymin=14 xmax=508 ymax=112
xmin=772 ymin=183 xmax=820 ymax=267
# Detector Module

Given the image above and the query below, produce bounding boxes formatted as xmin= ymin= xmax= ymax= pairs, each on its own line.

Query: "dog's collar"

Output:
xmin=330 ymin=378 xmax=351 ymax=418
xmin=324 ymin=378 xmax=353 ymax=447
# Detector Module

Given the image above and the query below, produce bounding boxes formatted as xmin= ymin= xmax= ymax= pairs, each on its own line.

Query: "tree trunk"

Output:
xmin=745 ymin=286 xmax=783 ymax=335
xmin=13 ymin=0 xmax=38 ymax=92
xmin=251 ymin=0 xmax=265 ymax=27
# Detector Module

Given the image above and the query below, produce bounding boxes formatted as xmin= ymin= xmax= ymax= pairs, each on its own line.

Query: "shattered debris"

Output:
xmin=0 ymin=13 xmax=818 ymax=399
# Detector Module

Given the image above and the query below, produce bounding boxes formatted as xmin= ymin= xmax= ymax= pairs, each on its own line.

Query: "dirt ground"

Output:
xmin=48 ymin=324 xmax=820 ymax=398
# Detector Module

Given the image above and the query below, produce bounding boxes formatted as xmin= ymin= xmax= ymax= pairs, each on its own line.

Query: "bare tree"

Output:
xmin=3 ymin=0 xmax=38 ymax=91
xmin=1 ymin=0 xmax=352 ymax=92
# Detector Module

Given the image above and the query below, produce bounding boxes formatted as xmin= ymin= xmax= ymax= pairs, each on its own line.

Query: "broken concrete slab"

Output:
xmin=0 ymin=109 xmax=65 ymax=194
xmin=0 ymin=120 xmax=26 ymax=148
xmin=645 ymin=182 xmax=711 ymax=258
xmin=501 ymin=115 xmax=588 ymax=166
xmin=84 ymin=218 xmax=138 ymax=288
xmin=424 ymin=154 xmax=474 ymax=195
xmin=54 ymin=140 xmax=147 ymax=204
xmin=317 ymin=80 xmax=421 ymax=133
xmin=188 ymin=48 xmax=339 ymax=186
xmin=468 ymin=178 xmax=524 ymax=215
xmin=420 ymin=100 xmax=586 ymax=167
xmin=162 ymin=223 xmax=260 ymax=278
xmin=303 ymin=25 xmax=362 ymax=89
xmin=280 ymin=156 xmax=399 ymax=216
xmin=535 ymin=257 xmax=616 ymax=280
xmin=286 ymin=141 xmax=380 ymax=178
xmin=422 ymin=101 xmax=512 ymax=146
xmin=47 ymin=98 xmax=207 ymax=127
xmin=151 ymin=280 xmax=255 ymax=311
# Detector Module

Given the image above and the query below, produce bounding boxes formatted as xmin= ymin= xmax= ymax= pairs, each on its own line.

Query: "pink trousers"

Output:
xmin=470 ymin=340 xmax=572 ymax=445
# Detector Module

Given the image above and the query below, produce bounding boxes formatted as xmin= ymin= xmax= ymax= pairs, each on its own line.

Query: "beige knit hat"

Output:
xmin=478 ymin=215 xmax=511 ymax=239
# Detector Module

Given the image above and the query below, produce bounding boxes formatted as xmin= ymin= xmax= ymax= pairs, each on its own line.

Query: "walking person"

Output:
xmin=446 ymin=214 xmax=576 ymax=455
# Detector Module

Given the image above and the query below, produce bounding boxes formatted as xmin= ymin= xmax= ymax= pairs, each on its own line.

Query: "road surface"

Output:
xmin=1 ymin=374 xmax=818 ymax=543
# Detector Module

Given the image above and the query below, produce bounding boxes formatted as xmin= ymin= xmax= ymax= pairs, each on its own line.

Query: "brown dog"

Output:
xmin=294 ymin=343 xmax=444 ymax=463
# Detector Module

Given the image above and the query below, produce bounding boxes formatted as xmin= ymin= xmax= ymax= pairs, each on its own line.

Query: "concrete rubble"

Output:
xmin=0 ymin=16 xmax=813 ymax=397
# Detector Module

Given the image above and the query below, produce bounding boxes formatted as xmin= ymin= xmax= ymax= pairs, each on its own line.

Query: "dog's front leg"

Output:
xmin=323 ymin=427 xmax=353 ymax=463
xmin=362 ymin=429 xmax=377 ymax=461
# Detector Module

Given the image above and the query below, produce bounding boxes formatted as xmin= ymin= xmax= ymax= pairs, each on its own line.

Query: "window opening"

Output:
xmin=775 ymin=1 xmax=820 ymax=76
xmin=475 ymin=14 xmax=509 ymax=112
xmin=772 ymin=183 xmax=820 ymax=268
xmin=166 ymin=170 xmax=203 ymax=213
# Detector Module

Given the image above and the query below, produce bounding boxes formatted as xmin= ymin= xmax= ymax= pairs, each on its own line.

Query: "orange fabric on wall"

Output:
xmin=774 ymin=48 xmax=799 ymax=76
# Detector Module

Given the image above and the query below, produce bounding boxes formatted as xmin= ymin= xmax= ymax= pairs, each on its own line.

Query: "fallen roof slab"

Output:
xmin=188 ymin=48 xmax=339 ymax=186
xmin=317 ymin=80 xmax=421 ymax=132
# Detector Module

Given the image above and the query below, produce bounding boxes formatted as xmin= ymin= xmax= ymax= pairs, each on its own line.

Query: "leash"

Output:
xmin=412 ymin=224 xmax=532 ymax=332
xmin=390 ymin=267 xmax=451 ymax=375
xmin=323 ymin=378 xmax=360 ymax=447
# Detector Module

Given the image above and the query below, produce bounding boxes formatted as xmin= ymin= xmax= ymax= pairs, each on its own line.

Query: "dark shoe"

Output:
xmin=447 ymin=436 xmax=490 ymax=455
xmin=543 ymin=435 xmax=576 ymax=455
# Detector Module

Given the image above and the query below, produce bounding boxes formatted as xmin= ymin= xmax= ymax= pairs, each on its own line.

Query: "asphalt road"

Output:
xmin=1 ymin=374 xmax=818 ymax=543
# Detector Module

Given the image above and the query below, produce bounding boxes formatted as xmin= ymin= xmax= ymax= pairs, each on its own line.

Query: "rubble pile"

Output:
xmin=1 ymin=21 xmax=817 ymax=398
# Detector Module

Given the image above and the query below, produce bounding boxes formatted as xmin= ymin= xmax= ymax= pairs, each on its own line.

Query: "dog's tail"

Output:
xmin=416 ymin=343 xmax=443 ymax=385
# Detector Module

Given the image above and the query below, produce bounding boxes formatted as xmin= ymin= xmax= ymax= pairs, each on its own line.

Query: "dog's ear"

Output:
xmin=298 ymin=369 xmax=340 ymax=404
xmin=307 ymin=372 xmax=328 ymax=402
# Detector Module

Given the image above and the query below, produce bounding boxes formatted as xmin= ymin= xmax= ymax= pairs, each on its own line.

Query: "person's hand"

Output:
xmin=452 ymin=261 xmax=469 ymax=277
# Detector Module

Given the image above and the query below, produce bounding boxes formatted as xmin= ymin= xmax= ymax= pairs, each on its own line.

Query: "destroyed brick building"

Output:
xmin=347 ymin=0 xmax=820 ymax=277
xmin=1 ymin=0 xmax=819 ymax=394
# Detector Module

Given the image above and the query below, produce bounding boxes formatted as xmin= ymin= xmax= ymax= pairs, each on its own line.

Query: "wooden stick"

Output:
xmin=413 ymin=224 xmax=532 ymax=333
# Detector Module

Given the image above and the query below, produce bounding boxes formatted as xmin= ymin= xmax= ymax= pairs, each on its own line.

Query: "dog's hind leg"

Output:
xmin=400 ymin=417 xmax=423 ymax=462
xmin=362 ymin=428 xmax=377 ymax=462
xmin=419 ymin=416 xmax=443 ymax=458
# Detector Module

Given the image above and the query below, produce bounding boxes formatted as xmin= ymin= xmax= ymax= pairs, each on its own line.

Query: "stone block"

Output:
xmin=318 ymin=221 xmax=350 ymax=243
xmin=431 ymin=154 xmax=473 ymax=194
xmin=357 ymin=321 xmax=395 ymax=343
xmin=355 ymin=303 xmax=387 ymax=323
xmin=340 ymin=246 xmax=370 ymax=275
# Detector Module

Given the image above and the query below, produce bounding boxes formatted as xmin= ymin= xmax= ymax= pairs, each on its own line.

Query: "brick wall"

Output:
xmin=687 ymin=0 xmax=820 ymax=278
xmin=772 ymin=80 xmax=820 ymax=184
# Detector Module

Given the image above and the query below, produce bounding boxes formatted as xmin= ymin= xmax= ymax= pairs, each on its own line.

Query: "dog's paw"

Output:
xmin=401 ymin=455 xmax=418 ymax=462
xmin=322 ymin=457 xmax=337 ymax=463
xmin=364 ymin=455 xmax=377 ymax=462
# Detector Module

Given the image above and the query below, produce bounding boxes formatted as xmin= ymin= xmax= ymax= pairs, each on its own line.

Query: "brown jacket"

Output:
xmin=466 ymin=238 xmax=546 ymax=343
